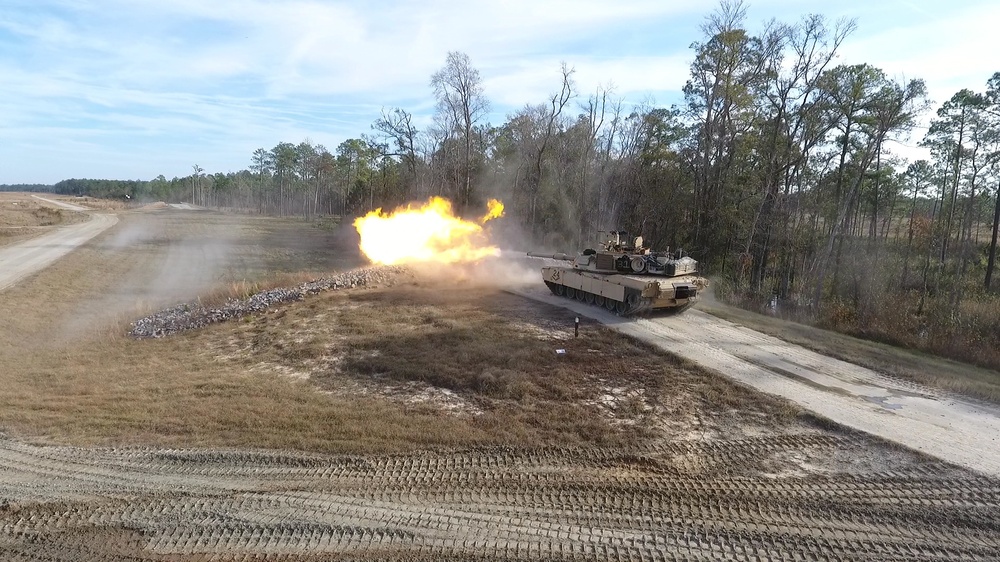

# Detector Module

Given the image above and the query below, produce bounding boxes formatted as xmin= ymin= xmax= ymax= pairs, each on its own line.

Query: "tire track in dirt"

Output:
xmin=1 ymin=434 xmax=998 ymax=560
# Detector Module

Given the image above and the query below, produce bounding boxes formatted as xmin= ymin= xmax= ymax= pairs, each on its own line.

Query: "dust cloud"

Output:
xmin=405 ymin=253 xmax=541 ymax=292
xmin=55 ymin=211 xmax=247 ymax=343
xmin=49 ymin=205 xmax=554 ymax=343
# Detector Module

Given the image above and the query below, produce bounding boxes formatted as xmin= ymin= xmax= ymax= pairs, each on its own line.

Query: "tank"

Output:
xmin=527 ymin=230 xmax=709 ymax=315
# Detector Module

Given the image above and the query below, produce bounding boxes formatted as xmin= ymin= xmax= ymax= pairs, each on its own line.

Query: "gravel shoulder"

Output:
xmin=512 ymin=285 xmax=1000 ymax=478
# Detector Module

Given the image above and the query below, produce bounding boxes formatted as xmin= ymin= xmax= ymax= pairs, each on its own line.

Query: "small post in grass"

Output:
xmin=575 ymin=316 xmax=580 ymax=338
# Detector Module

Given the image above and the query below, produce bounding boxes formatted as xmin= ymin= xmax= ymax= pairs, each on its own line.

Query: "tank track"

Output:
xmin=544 ymin=281 xmax=662 ymax=316
xmin=3 ymin=435 xmax=1000 ymax=560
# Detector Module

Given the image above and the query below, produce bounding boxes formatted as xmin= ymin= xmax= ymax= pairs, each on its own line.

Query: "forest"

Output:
xmin=5 ymin=3 xmax=1000 ymax=372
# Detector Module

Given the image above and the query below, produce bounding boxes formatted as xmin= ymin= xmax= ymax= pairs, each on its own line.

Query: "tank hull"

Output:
xmin=539 ymin=266 xmax=707 ymax=315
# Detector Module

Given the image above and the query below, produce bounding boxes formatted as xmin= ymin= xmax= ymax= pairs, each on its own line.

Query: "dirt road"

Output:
xmin=0 ymin=209 xmax=117 ymax=292
xmin=514 ymin=286 xmax=1000 ymax=478
xmin=31 ymin=194 xmax=92 ymax=212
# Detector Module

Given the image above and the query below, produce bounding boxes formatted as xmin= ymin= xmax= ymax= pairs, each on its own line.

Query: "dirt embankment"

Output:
xmin=0 ymin=192 xmax=90 ymax=248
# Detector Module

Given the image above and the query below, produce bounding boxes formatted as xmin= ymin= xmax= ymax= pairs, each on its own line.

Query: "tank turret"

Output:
xmin=527 ymin=230 xmax=708 ymax=315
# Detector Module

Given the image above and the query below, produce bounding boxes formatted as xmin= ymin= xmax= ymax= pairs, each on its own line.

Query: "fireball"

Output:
xmin=353 ymin=197 xmax=504 ymax=265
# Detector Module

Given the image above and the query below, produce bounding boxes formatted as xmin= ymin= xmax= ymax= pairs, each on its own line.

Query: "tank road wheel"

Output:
xmin=585 ymin=292 xmax=596 ymax=305
xmin=554 ymin=284 xmax=566 ymax=297
xmin=594 ymin=295 xmax=606 ymax=307
xmin=614 ymin=300 xmax=629 ymax=314
xmin=575 ymin=289 xmax=587 ymax=302
xmin=604 ymin=298 xmax=617 ymax=312
xmin=565 ymin=287 xmax=577 ymax=299
xmin=625 ymin=293 xmax=641 ymax=313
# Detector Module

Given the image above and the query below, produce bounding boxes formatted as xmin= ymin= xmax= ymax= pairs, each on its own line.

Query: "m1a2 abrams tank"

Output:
xmin=527 ymin=230 xmax=708 ymax=315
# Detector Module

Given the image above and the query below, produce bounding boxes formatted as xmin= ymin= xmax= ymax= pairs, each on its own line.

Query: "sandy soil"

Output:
xmin=2 ymin=414 xmax=998 ymax=560
xmin=514 ymin=284 xmax=1000 ymax=478
xmin=0 ymin=211 xmax=118 ymax=292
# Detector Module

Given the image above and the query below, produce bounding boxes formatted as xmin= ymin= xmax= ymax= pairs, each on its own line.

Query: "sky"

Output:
xmin=1 ymin=0 xmax=998 ymax=185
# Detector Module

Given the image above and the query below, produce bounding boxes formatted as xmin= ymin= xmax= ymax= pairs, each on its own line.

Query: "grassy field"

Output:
xmin=0 ymin=205 xmax=800 ymax=452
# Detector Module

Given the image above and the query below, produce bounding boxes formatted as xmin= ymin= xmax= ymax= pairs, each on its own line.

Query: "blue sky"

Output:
xmin=1 ymin=0 xmax=997 ymax=184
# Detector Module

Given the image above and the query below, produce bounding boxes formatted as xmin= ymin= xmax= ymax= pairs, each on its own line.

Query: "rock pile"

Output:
xmin=129 ymin=265 xmax=407 ymax=339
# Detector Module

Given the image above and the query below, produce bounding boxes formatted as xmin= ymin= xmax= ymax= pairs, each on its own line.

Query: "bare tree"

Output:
xmin=431 ymin=51 xmax=490 ymax=210
xmin=745 ymin=14 xmax=854 ymax=294
xmin=373 ymin=108 xmax=420 ymax=177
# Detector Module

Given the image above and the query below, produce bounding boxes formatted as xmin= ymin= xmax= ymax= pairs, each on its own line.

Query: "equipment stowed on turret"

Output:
xmin=527 ymin=230 xmax=709 ymax=315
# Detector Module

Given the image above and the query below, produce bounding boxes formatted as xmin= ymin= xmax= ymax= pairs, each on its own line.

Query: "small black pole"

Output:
xmin=575 ymin=317 xmax=580 ymax=338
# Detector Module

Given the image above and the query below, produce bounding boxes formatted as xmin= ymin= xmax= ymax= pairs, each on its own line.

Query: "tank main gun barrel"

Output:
xmin=526 ymin=251 xmax=574 ymax=261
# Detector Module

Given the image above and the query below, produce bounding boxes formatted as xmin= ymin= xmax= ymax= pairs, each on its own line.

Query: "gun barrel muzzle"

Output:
xmin=526 ymin=252 xmax=573 ymax=261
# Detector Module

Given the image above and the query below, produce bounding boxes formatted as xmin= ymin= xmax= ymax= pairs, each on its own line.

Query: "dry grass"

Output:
xmin=0 ymin=209 xmax=375 ymax=450
xmin=31 ymin=206 xmax=65 ymax=225
xmin=203 ymin=282 xmax=801 ymax=449
xmin=0 ymin=208 xmax=800 ymax=452
xmin=0 ymin=192 xmax=88 ymax=247
xmin=78 ymin=196 xmax=128 ymax=210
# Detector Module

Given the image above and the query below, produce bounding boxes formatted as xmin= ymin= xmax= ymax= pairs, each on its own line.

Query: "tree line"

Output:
xmin=12 ymin=1 xmax=1000 ymax=369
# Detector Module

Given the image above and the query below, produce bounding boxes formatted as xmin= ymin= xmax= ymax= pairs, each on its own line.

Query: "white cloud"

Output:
xmin=482 ymin=55 xmax=691 ymax=115
xmin=833 ymin=1 xmax=1000 ymax=163
xmin=838 ymin=2 xmax=999 ymax=104
xmin=1 ymin=0 xmax=998 ymax=182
